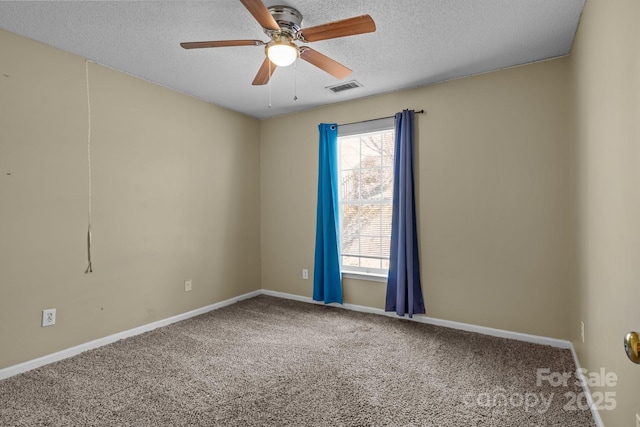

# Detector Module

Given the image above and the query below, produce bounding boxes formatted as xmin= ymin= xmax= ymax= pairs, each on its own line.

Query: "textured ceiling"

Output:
xmin=0 ymin=0 xmax=585 ymax=119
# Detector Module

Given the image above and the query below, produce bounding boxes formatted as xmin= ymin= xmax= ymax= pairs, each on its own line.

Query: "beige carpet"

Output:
xmin=0 ymin=295 xmax=595 ymax=426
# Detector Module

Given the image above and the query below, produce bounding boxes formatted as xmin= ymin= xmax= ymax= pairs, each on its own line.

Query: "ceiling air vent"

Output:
xmin=326 ymin=80 xmax=362 ymax=93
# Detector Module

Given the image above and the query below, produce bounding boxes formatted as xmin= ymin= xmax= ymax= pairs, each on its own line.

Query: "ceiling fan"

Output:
xmin=180 ymin=0 xmax=376 ymax=85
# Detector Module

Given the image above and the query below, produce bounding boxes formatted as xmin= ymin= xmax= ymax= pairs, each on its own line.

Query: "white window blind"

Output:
xmin=338 ymin=118 xmax=395 ymax=276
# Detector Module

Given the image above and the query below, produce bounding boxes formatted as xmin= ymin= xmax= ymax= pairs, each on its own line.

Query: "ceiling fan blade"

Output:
xmin=299 ymin=47 xmax=352 ymax=80
xmin=239 ymin=0 xmax=280 ymax=31
xmin=299 ymin=15 xmax=376 ymax=42
xmin=180 ymin=40 xmax=264 ymax=49
xmin=252 ymin=57 xmax=277 ymax=85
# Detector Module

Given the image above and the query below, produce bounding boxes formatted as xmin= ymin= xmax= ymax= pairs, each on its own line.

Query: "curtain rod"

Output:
xmin=337 ymin=110 xmax=425 ymax=127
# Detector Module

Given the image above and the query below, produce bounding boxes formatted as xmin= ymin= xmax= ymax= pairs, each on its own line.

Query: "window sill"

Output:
xmin=342 ymin=271 xmax=388 ymax=283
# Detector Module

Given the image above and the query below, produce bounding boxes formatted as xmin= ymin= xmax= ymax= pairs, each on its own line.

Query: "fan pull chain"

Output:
xmin=85 ymin=59 xmax=93 ymax=274
xmin=268 ymin=59 xmax=272 ymax=108
xmin=293 ymin=58 xmax=298 ymax=101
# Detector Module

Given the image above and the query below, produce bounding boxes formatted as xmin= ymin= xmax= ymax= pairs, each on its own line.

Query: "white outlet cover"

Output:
xmin=42 ymin=308 xmax=56 ymax=327
xmin=184 ymin=280 xmax=192 ymax=292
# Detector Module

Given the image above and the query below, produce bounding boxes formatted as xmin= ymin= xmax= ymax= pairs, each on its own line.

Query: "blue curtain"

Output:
xmin=313 ymin=123 xmax=343 ymax=304
xmin=385 ymin=110 xmax=425 ymax=317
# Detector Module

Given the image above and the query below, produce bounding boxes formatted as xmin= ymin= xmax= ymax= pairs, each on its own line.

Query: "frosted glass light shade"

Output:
xmin=268 ymin=42 xmax=298 ymax=67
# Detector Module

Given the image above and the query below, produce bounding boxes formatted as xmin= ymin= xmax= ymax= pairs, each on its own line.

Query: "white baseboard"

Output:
xmin=569 ymin=344 xmax=605 ymax=427
xmin=0 ymin=290 xmax=261 ymax=380
xmin=262 ymin=289 xmax=571 ymax=349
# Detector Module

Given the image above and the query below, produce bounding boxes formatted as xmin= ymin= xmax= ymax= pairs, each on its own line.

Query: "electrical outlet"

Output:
xmin=184 ymin=280 xmax=192 ymax=292
xmin=581 ymin=321 xmax=585 ymax=343
xmin=42 ymin=309 xmax=56 ymax=327
xmin=302 ymin=269 xmax=309 ymax=280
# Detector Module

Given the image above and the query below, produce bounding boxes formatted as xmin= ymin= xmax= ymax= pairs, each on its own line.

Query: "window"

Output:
xmin=338 ymin=118 xmax=395 ymax=276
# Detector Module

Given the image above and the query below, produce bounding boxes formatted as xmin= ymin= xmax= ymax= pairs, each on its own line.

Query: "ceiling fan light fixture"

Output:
xmin=267 ymin=39 xmax=298 ymax=67
xmin=180 ymin=1 xmax=377 ymax=86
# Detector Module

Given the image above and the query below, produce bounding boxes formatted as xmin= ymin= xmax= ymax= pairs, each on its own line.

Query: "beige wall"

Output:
xmin=570 ymin=0 xmax=640 ymax=425
xmin=0 ymin=30 xmax=261 ymax=369
xmin=261 ymin=57 xmax=575 ymax=340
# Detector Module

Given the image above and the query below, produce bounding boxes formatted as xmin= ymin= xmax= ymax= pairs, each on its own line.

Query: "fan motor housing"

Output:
xmin=265 ymin=5 xmax=303 ymax=37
